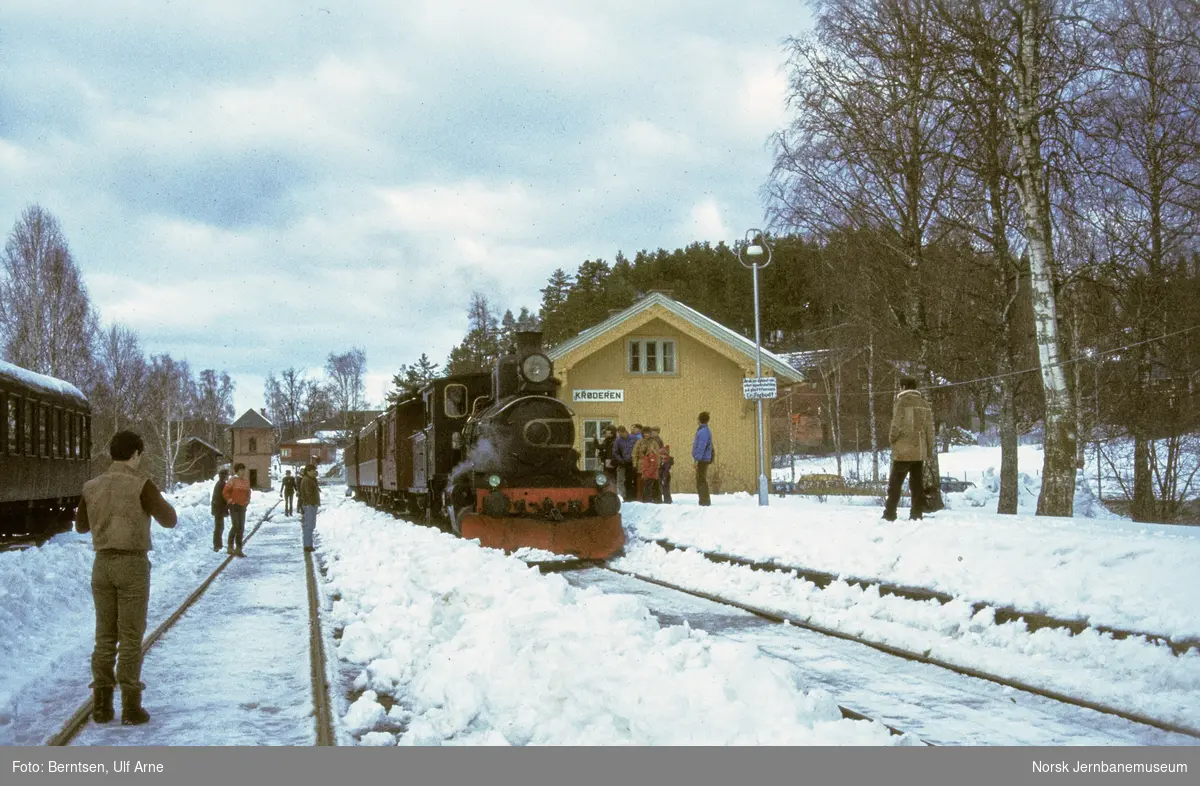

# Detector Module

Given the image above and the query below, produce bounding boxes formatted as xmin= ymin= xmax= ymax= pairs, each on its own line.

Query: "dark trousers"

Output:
xmin=885 ymin=460 xmax=926 ymax=519
xmin=284 ymin=492 xmax=294 ymax=516
xmin=661 ymin=474 xmax=672 ymax=504
xmin=641 ymin=477 xmax=662 ymax=503
xmin=696 ymin=461 xmax=711 ymax=506
xmin=212 ymin=513 xmax=225 ymax=550
xmin=623 ymin=464 xmax=637 ymax=500
xmin=228 ymin=504 xmax=246 ymax=550
xmin=91 ymin=551 xmax=150 ymax=691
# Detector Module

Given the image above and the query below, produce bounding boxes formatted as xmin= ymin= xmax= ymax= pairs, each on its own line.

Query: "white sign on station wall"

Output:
xmin=572 ymin=389 xmax=625 ymax=403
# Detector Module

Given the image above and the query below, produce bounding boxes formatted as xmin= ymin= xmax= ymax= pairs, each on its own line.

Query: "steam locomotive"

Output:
xmin=346 ymin=331 xmax=623 ymax=559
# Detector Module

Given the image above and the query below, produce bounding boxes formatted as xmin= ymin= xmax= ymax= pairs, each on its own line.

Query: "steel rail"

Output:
xmin=646 ymin=538 xmax=1199 ymax=655
xmin=305 ymin=549 xmax=335 ymax=746
xmin=601 ymin=564 xmax=1200 ymax=740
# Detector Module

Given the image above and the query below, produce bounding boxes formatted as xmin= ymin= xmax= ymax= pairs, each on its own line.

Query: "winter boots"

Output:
xmin=121 ymin=689 xmax=150 ymax=725
xmin=92 ymin=686 xmax=114 ymax=724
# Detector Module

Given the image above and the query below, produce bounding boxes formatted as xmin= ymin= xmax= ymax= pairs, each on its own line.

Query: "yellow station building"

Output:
xmin=548 ymin=292 xmax=806 ymax=495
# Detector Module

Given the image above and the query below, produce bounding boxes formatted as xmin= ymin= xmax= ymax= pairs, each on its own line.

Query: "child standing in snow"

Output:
xmin=659 ymin=444 xmax=674 ymax=504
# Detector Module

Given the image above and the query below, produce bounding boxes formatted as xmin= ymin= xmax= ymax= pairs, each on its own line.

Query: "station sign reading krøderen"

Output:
xmin=572 ymin=389 xmax=625 ymax=403
xmin=742 ymin=376 xmax=778 ymax=400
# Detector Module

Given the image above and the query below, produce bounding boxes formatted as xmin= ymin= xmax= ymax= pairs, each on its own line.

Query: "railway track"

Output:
xmin=527 ymin=554 xmax=1200 ymax=742
xmin=45 ymin=501 xmax=336 ymax=747
xmin=645 ymin=537 xmax=1199 ymax=655
xmin=522 ymin=557 xmax=924 ymax=742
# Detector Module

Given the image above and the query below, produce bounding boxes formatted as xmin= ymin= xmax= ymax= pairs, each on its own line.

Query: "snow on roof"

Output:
xmin=0 ymin=360 xmax=88 ymax=406
xmin=183 ymin=435 xmax=225 ymax=455
xmin=548 ymin=292 xmax=805 ymax=383
xmin=780 ymin=349 xmax=833 ymax=371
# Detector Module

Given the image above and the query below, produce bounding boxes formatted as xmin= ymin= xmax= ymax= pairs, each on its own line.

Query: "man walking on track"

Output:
xmin=211 ymin=468 xmax=228 ymax=551
xmin=280 ymin=469 xmax=297 ymax=516
xmin=883 ymin=377 xmax=936 ymax=522
xmin=76 ymin=430 xmax=177 ymax=726
xmin=222 ymin=463 xmax=251 ymax=556
xmin=299 ymin=464 xmax=321 ymax=553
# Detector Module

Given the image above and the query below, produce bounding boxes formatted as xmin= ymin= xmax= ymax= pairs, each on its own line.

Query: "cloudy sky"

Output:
xmin=1 ymin=0 xmax=812 ymax=416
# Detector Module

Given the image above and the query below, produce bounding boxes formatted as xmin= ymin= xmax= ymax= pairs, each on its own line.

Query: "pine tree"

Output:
xmin=387 ymin=352 xmax=440 ymax=403
xmin=538 ymin=268 xmax=574 ymax=344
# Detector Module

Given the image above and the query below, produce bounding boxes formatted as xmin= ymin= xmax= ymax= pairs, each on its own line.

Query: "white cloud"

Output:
xmin=684 ymin=198 xmax=730 ymax=244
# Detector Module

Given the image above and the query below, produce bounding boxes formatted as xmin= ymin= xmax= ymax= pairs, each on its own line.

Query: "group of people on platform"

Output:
xmin=595 ymin=411 xmax=716 ymax=507
xmin=211 ymin=464 xmax=322 ymax=555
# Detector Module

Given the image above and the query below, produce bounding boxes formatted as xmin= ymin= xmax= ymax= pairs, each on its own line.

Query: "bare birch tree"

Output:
xmin=145 ymin=354 xmax=196 ymax=490
xmin=933 ymin=0 xmax=1097 ymax=515
xmin=1082 ymin=0 xmax=1200 ymax=520
xmin=0 ymin=205 xmax=98 ymax=387
xmin=326 ymin=348 xmax=367 ymax=438
xmin=89 ymin=324 xmax=150 ymax=456
xmin=194 ymin=369 xmax=235 ymax=447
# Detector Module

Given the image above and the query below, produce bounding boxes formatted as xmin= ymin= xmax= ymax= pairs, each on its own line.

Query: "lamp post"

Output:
xmin=737 ymin=229 xmax=772 ymax=506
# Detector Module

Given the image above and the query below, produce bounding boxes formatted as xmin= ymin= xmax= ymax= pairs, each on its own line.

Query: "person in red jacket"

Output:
xmin=221 ymin=463 xmax=251 ymax=556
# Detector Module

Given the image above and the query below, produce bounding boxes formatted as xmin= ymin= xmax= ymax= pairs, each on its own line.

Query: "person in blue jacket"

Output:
xmin=691 ymin=411 xmax=715 ymax=506
xmin=611 ymin=426 xmax=637 ymax=500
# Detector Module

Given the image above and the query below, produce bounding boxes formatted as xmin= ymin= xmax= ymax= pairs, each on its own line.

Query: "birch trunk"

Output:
xmin=868 ymin=336 xmax=879 ymax=482
xmin=1010 ymin=3 xmax=1077 ymax=516
xmin=998 ymin=370 xmax=1020 ymax=514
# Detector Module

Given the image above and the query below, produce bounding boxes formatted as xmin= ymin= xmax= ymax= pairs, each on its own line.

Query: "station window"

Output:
xmin=582 ymin=418 xmax=616 ymax=472
xmin=249 ymin=436 xmax=257 ymax=453
xmin=628 ymin=339 xmax=676 ymax=375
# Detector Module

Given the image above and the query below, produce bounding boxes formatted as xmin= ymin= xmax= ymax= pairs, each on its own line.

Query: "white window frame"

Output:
xmin=627 ymin=338 xmax=677 ymax=375
xmin=582 ymin=418 xmax=616 ymax=472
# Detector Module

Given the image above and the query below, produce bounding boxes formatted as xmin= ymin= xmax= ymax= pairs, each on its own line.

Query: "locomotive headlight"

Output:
xmin=594 ymin=473 xmax=608 ymax=487
xmin=520 ymin=353 xmax=552 ymax=383
xmin=488 ymin=474 xmax=502 ymax=489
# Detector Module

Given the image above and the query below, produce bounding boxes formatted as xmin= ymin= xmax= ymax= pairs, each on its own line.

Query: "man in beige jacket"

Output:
xmin=76 ymin=430 xmax=177 ymax=725
xmin=883 ymin=377 xmax=936 ymax=521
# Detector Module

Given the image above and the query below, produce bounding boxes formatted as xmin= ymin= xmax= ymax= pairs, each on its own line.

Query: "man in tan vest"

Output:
xmin=75 ymin=430 xmax=177 ymax=725
xmin=883 ymin=377 xmax=936 ymax=521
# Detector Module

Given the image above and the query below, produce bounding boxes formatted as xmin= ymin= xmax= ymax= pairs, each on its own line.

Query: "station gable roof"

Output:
xmin=548 ymin=292 xmax=805 ymax=383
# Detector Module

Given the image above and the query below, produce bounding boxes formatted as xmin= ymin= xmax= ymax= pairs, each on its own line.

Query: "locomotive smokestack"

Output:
xmin=515 ymin=330 xmax=544 ymax=355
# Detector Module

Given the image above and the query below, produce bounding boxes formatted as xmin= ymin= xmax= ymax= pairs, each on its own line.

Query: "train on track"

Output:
xmin=1 ymin=360 xmax=92 ymax=536
xmin=346 ymin=331 xmax=624 ymax=558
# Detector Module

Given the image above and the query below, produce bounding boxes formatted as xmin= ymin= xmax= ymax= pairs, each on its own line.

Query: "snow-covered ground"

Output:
xmin=1 ymin=442 xmax=1197 ymax=746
